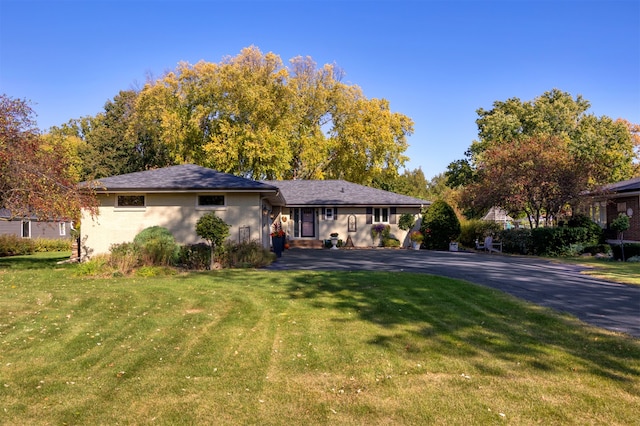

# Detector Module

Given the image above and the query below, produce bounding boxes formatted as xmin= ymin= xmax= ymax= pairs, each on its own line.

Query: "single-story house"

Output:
xmin=262 ymin=179 xmax=429 ymax=248
xmin=0 ymin=208 xmax=73 ymax=240
xmin=585 ymin=176 xmax=640 ymax=243
xmin=79 ymin=164 xmax=429 ymax=258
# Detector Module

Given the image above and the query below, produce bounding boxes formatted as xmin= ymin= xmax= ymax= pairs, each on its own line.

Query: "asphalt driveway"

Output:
xmin=266 ymin=249 xmax=640 ymax=338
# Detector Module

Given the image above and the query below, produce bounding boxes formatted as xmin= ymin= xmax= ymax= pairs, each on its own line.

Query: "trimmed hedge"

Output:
xmin=0 ymin=236 xmax=73 ymax=257
xmin=498 ymin=222 xmax=604 ymax=257
xmin=610 ymin=243 xmax=640 ymax=261
xmin=498 ymin=229 xmax=533 ymax=255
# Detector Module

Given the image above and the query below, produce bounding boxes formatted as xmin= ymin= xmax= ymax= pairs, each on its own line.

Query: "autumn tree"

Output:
xmin=132 ymin=46 xmax=413 ymax=183
xmin=0 ymin=94 xmax=96 ymax=221
xmin=463 ymin=135 xmax=583 ymax=228
xmin=447 ymin=89 xmax=636 ymax=221
xmin=617 ymin=118 xmax=640 ymax=176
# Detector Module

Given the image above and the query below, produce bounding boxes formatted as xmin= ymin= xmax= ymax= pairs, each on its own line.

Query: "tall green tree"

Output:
xmin=50 ymin=90 xmax=173 ymax=180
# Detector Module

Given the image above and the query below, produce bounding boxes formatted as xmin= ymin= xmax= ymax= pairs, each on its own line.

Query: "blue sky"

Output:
xmin=1 ymin=0 xmax=638 ymax=179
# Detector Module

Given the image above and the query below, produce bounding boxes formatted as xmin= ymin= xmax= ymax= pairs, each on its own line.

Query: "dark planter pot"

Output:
xmin=272 ymin=236 xmax=284 ymax=258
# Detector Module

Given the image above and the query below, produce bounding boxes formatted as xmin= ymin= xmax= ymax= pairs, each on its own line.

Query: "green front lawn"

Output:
xmin=0 ymin=253 xmax=638 ymax=424
xmin=555 ymin=257 xmax=640 ymax=285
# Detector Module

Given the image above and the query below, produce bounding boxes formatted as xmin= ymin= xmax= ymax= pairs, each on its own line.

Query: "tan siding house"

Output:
xmin=79 ymin=165 xmax=430 ymax=258
xmin=80 ymin=165 xmax=283 ymax=258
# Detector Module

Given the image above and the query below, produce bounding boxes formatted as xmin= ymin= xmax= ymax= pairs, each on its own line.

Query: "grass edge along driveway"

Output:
xmin=0 ymin=254 xmax=638 ymax=425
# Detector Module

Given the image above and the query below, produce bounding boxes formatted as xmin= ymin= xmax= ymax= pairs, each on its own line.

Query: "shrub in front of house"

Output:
xmin=176 ymin=243 xmax=211 ymax=270
xmin=0 ymin=235 xmax=35 ymax=256
xmin=220 ymin=240 xmax=275 ymax=268
xmin=567 ymin=214 xmax=604 ymax=245
xmin=109 ymin=242 xmax=142 ymax=275
xmin=133 ymin=226 xmax=180 ymax=266
xmin=498 ymin=216 xmax=605 ymax=256
xmin=610 ymin=243 xmax=640 ymax=261
xmin=498 ymin=229 xmax=533 ymax=255
xmin=420 ymin=200 xmax=460 ymax=250
xmin=531 ymin=226 xmax=602 ymax=257
xmin=382 ymin=237 xmax=401 ymax=248
xmin=581 ymin=244 xmax=611 ymax=256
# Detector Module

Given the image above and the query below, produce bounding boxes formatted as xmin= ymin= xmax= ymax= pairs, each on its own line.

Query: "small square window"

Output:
xmin=117 ymin=195 xmax=145 ymax=207
xmin=198 ymin=195 xmax=225 ymax=206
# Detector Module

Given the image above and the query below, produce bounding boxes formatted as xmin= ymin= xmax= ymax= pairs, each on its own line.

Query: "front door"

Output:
xmin=301 ymin=208 xmax=315 ymax=237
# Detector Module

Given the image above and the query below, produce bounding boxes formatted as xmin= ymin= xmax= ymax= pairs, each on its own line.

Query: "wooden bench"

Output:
xmin=476 ymin=236 xmax=502 ymax=253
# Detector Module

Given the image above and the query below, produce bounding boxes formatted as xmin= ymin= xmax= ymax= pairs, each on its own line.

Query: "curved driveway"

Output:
xmin=266 ymin=249 xmax=640 ymax=338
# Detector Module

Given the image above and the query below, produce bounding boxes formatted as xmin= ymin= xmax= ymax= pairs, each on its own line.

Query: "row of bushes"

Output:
xmin=458 ymin=219 xmax=640 ymax=260
xmin=77 ymin=226 xmax=275 ymax=276
xmin=0 ymin=235 xmax=73 ymax=257
xmin=495 ymin=226 xmax=603 ymax=257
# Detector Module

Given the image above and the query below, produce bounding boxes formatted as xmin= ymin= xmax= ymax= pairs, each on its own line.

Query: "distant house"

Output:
xmin=481 ymin=207 xmax=513 ymax=229
xmin=585 ymin=177 xmax=640 ymax=243
xmin=0 ymin=209 xmax=72 ymax=240
xmin=78 ymin=164 xmax=430 ymax=258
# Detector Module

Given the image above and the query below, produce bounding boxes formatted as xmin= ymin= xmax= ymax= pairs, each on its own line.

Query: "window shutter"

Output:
xmin=334 ymin=208 xmax=338 ymax=220
xmin=366 ymin=207 xmax=372 ymax=224
xmin=322 ymin=207 xmax=326 ymax=220
xmin=390 ymin=207 xmax=397 ymax=224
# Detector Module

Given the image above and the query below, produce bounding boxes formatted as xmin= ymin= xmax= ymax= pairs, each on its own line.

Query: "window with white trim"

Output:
xmin=323 ymin=207 xmax=337 ymax=220
xmin=59 ymin=223 xmax=66 ymax=236
xmin=373 ymin=207 xmax=389 ymax=223
xmin=21 ymin=221 xmax=30 ymax=238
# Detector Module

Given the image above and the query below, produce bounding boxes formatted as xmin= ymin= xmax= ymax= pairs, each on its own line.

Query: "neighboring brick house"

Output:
xmin=586 ymin=177 xmax=640 ymax=243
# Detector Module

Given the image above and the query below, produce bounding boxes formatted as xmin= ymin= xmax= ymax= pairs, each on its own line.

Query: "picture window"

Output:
xmin=117 ymin=195 xmax=145 ymax=207
xmin=198 ymin=195 xmax=225 ymax=206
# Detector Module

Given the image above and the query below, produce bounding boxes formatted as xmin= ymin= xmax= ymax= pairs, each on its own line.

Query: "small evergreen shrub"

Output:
xmin=133 ymin=226 xmax=179 ymax=266
xmin=0 ymin=235 xmax=35 ymax=256
xmin=382 ymin=238 xmax=401 ymax=248
xmin=420 ymin=200 xmax=461 ymax=250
